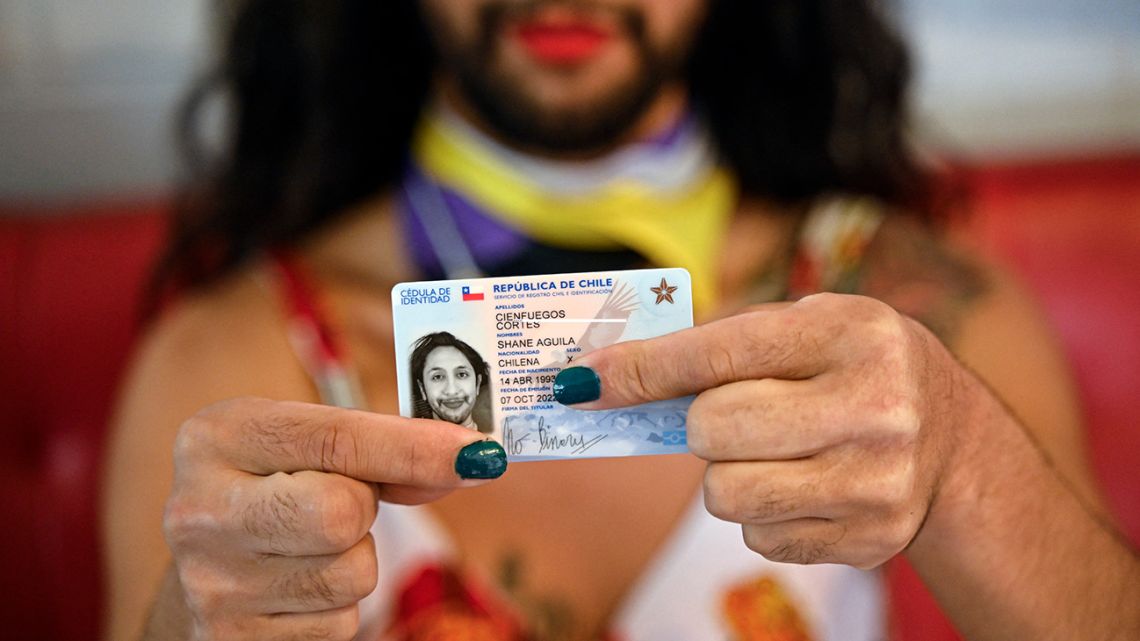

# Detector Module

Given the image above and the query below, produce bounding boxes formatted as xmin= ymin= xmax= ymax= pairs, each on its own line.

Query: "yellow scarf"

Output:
xmin=411 ymin=113 xmax=738 ymax=312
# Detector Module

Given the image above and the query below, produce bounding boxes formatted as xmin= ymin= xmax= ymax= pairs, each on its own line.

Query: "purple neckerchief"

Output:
xmin=398 ymin=113 xmax=698 ymax=278
xmin=399 ymin=167 xmax=529 ymax=278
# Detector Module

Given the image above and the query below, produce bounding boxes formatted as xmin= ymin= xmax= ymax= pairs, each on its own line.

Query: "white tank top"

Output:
xmin=358 ymin=498 xmax=884 ymax=641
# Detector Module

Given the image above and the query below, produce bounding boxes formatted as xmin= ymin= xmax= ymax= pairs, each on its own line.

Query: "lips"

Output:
xmin=513 ymin=20 xmax=612 ymax=65
xmin=440 ymin=397 xmax=468 ymax=410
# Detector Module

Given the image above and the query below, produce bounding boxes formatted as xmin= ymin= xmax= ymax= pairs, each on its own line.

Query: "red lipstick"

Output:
xmin=514 ymin=20 xmax=612 ymax=65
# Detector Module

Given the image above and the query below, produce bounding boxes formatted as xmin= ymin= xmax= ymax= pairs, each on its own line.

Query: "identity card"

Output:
xmin=392 ymin=268 xmax=693 ymax=461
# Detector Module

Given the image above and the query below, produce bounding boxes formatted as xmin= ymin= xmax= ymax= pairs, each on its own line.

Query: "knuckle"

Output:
xmin=162 ymin=496 xmax=190 ymax=545
xmin=304 ymin=422 xmax=364 ymax=477
xmin=779 ymin=540 xmax=829 ymax=565
xmin=193 ymin=619 xmax=238 ymax=641
xmin=188 ymin=398 xmax=303 ymax=469
xmin=796 ymin=291 xmax=841 ymax=310
xmin=851 ymin=556 xmax=886 ymax=571
xmin=703 ymin=467 xmax=737 ymax=522
xmin=189 ymin=397 xmax=270 ymax=445
xmin=745 ymin=490 xmax=797 ymax=523
xmin=797 ymin=292 xmax=862 ymax=325
xmin=705 ymin=467 xmax=793 ymax=524
xmin=188 ymin=587 xmax=229 ymax=623
xmin=741 ymin=524 xmax=768 ymax=555
xmin=342 ymin=538 xmax=379 ymax=602
xmin=173 ymin=412 xmax=221 ymax=467
xmin=620 ymin=342 xmax=667 ymax=402
xmin=744 ymin=528 xmax=831 ymax=565
xmin=857 ymin=511 xmax=919 ymax=567
xmin=240 ymin=484 xmax=303 ymax=549
xmin=163 ymin=493 xmax=213 ymax=553
xmin=884 ymin=511 xmax=922 ymax=552
xmin=888 ymin=397 xmax=922 ymax=439
xmin=251 ymin=413 xmax=304 ymax=461
xmin=318 ymin=484 xmax=369 ymax=550
xmin=856 ymin=382 xmax=921 ymax=442
xmin=685 ymin=394 xmax=719 ymax=458
xmin=735 ymin=312 xmax=811 ymax=376
xmin=874 ymin=460 xmax=917 ymax=508
xmin=178 ymin=560 xmax=232 ymax=618
xmin=834 ymin=295 xmax=903 ymax=346
xmin=843 ymin=451 xmax=913 ymax=514
xmin=866 ymin=312 xmax=906 ymax=352
xmin=389 ymin=437 xmax=434 ymax=489
xmin=701 ymin=338 xmax=744 ymax=385
xmin=275 ymin=565 xmax=341 ymax=610
xmin=852 ymin=293 xmax=896 ymax=320
xmin=844 ymin=534 xmax=890 ymax=570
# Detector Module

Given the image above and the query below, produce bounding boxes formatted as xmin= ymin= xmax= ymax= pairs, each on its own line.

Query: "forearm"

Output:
xmin=906 ymin=371 xmax=1140 ymax=641
xmin=139 ymin=564 xmax=193 ymax=641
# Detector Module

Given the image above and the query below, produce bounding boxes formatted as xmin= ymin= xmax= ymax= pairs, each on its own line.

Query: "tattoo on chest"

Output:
xmin=859 ymin=219 xmax=990 ymax=346
xmin=497 ymin=550 xmax=578 ymax=641
xmin=736 ymin=213 xmax=988 ymax=347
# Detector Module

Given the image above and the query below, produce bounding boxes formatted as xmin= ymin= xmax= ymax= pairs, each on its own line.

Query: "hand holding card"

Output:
xmin=392 ymin=268 xmax=694 ymax=461
xmin=557 ymin=293 xmax=968 ymax=569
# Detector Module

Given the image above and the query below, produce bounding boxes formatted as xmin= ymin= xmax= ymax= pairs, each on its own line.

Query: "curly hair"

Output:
xmin=154 ymin=0 xmax=926 ymax=298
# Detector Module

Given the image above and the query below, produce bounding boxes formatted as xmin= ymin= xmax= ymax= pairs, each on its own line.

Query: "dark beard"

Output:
xmin=427 ymin=1 xmax=688 ymax=155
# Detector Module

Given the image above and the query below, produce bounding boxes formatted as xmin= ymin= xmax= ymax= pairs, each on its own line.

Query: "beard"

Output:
xmin=424 ymin=1 xmax=693 ymax=154
xmin=431 ymin=393 xmax=475 ymax=425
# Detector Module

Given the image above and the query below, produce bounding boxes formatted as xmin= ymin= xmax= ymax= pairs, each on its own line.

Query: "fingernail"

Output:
xmin=455 ymin=440 xmax=507 ymax=480
xmin=553 ymin=366 xmax=601 ymax=405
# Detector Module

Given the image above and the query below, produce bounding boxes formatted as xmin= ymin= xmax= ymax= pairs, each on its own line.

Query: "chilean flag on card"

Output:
xmin=461 ymin=285 xmax=484 ymax=302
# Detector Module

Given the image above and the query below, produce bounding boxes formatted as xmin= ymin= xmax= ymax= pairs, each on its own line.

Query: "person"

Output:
xmin=410 ymin=331 xmax=491 ymax=432
xmin=102 ymin=1 xmax=1140 ymax=640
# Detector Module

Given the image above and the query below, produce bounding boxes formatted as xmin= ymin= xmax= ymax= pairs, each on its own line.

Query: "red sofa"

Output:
xmin=1 ymin=156 xmax=1137 ymax=640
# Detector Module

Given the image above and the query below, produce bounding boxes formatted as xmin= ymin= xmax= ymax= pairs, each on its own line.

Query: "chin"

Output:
xmin=437 ymin=409 xmax=474 ymax=426
xmin=506 ymin=52 xmax=642 ymax=111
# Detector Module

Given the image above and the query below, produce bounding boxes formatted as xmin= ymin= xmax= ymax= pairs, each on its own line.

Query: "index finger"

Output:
xmin=179 ymin=398 xmax=506 ymax=486
xmin=554 ymin=300 xmax=835 ymax=409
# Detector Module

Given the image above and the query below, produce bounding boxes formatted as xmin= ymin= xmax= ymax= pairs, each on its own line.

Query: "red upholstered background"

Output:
xmin=885 ymin=156 xmax=1140 ymax=640
xmin=1 ymin=155 xmax=1137 ymax=641
xmin=0 ymin=206 xmax=167 ymax=641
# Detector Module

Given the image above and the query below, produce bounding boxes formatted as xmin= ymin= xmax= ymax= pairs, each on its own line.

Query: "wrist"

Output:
xmin=909 ymin=360 xmax=1010 ymax=561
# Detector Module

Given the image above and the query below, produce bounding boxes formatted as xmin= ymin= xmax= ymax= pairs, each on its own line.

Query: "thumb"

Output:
xmin=551 ymin=303 xmax=821 ymax=410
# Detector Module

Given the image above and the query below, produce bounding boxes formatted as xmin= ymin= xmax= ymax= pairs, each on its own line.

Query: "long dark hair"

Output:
xmin=155 ymin=0 xmax=926 ymax=299
xmin=409 ymin=331 xmax=493 ymax=433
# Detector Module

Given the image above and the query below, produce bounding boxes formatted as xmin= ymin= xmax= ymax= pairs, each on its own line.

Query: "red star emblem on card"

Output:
xmin=650 ymin=278 xmax=678 ymax=305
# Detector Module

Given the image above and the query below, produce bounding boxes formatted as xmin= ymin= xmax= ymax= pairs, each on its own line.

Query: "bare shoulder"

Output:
xmin=119 ymin=267 xmax=313 ymax=421
xmin=860 ymin=216 xmax=1102 ymax=506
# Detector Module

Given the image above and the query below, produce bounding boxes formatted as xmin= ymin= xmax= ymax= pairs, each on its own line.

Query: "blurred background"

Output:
xmin=1 ymin=2 xmax=1137 ymax=641
xmin=0 ymin=0 xmax=1137 ymax=200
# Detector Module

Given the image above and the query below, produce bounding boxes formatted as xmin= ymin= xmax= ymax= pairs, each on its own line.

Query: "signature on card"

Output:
xmin=502 ymin=415 xmax=608 ymax=457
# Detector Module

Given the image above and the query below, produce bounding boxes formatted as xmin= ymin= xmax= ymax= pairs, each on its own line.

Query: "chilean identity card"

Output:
xmin=392 ymin=268 xmax=693 ymax=461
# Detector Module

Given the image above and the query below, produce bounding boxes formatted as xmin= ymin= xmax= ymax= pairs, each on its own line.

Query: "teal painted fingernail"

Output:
xmin=455 ymin=440 xmax=507 ymax=479
xmin=553 ymin=366 xmax=601 ymax=405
